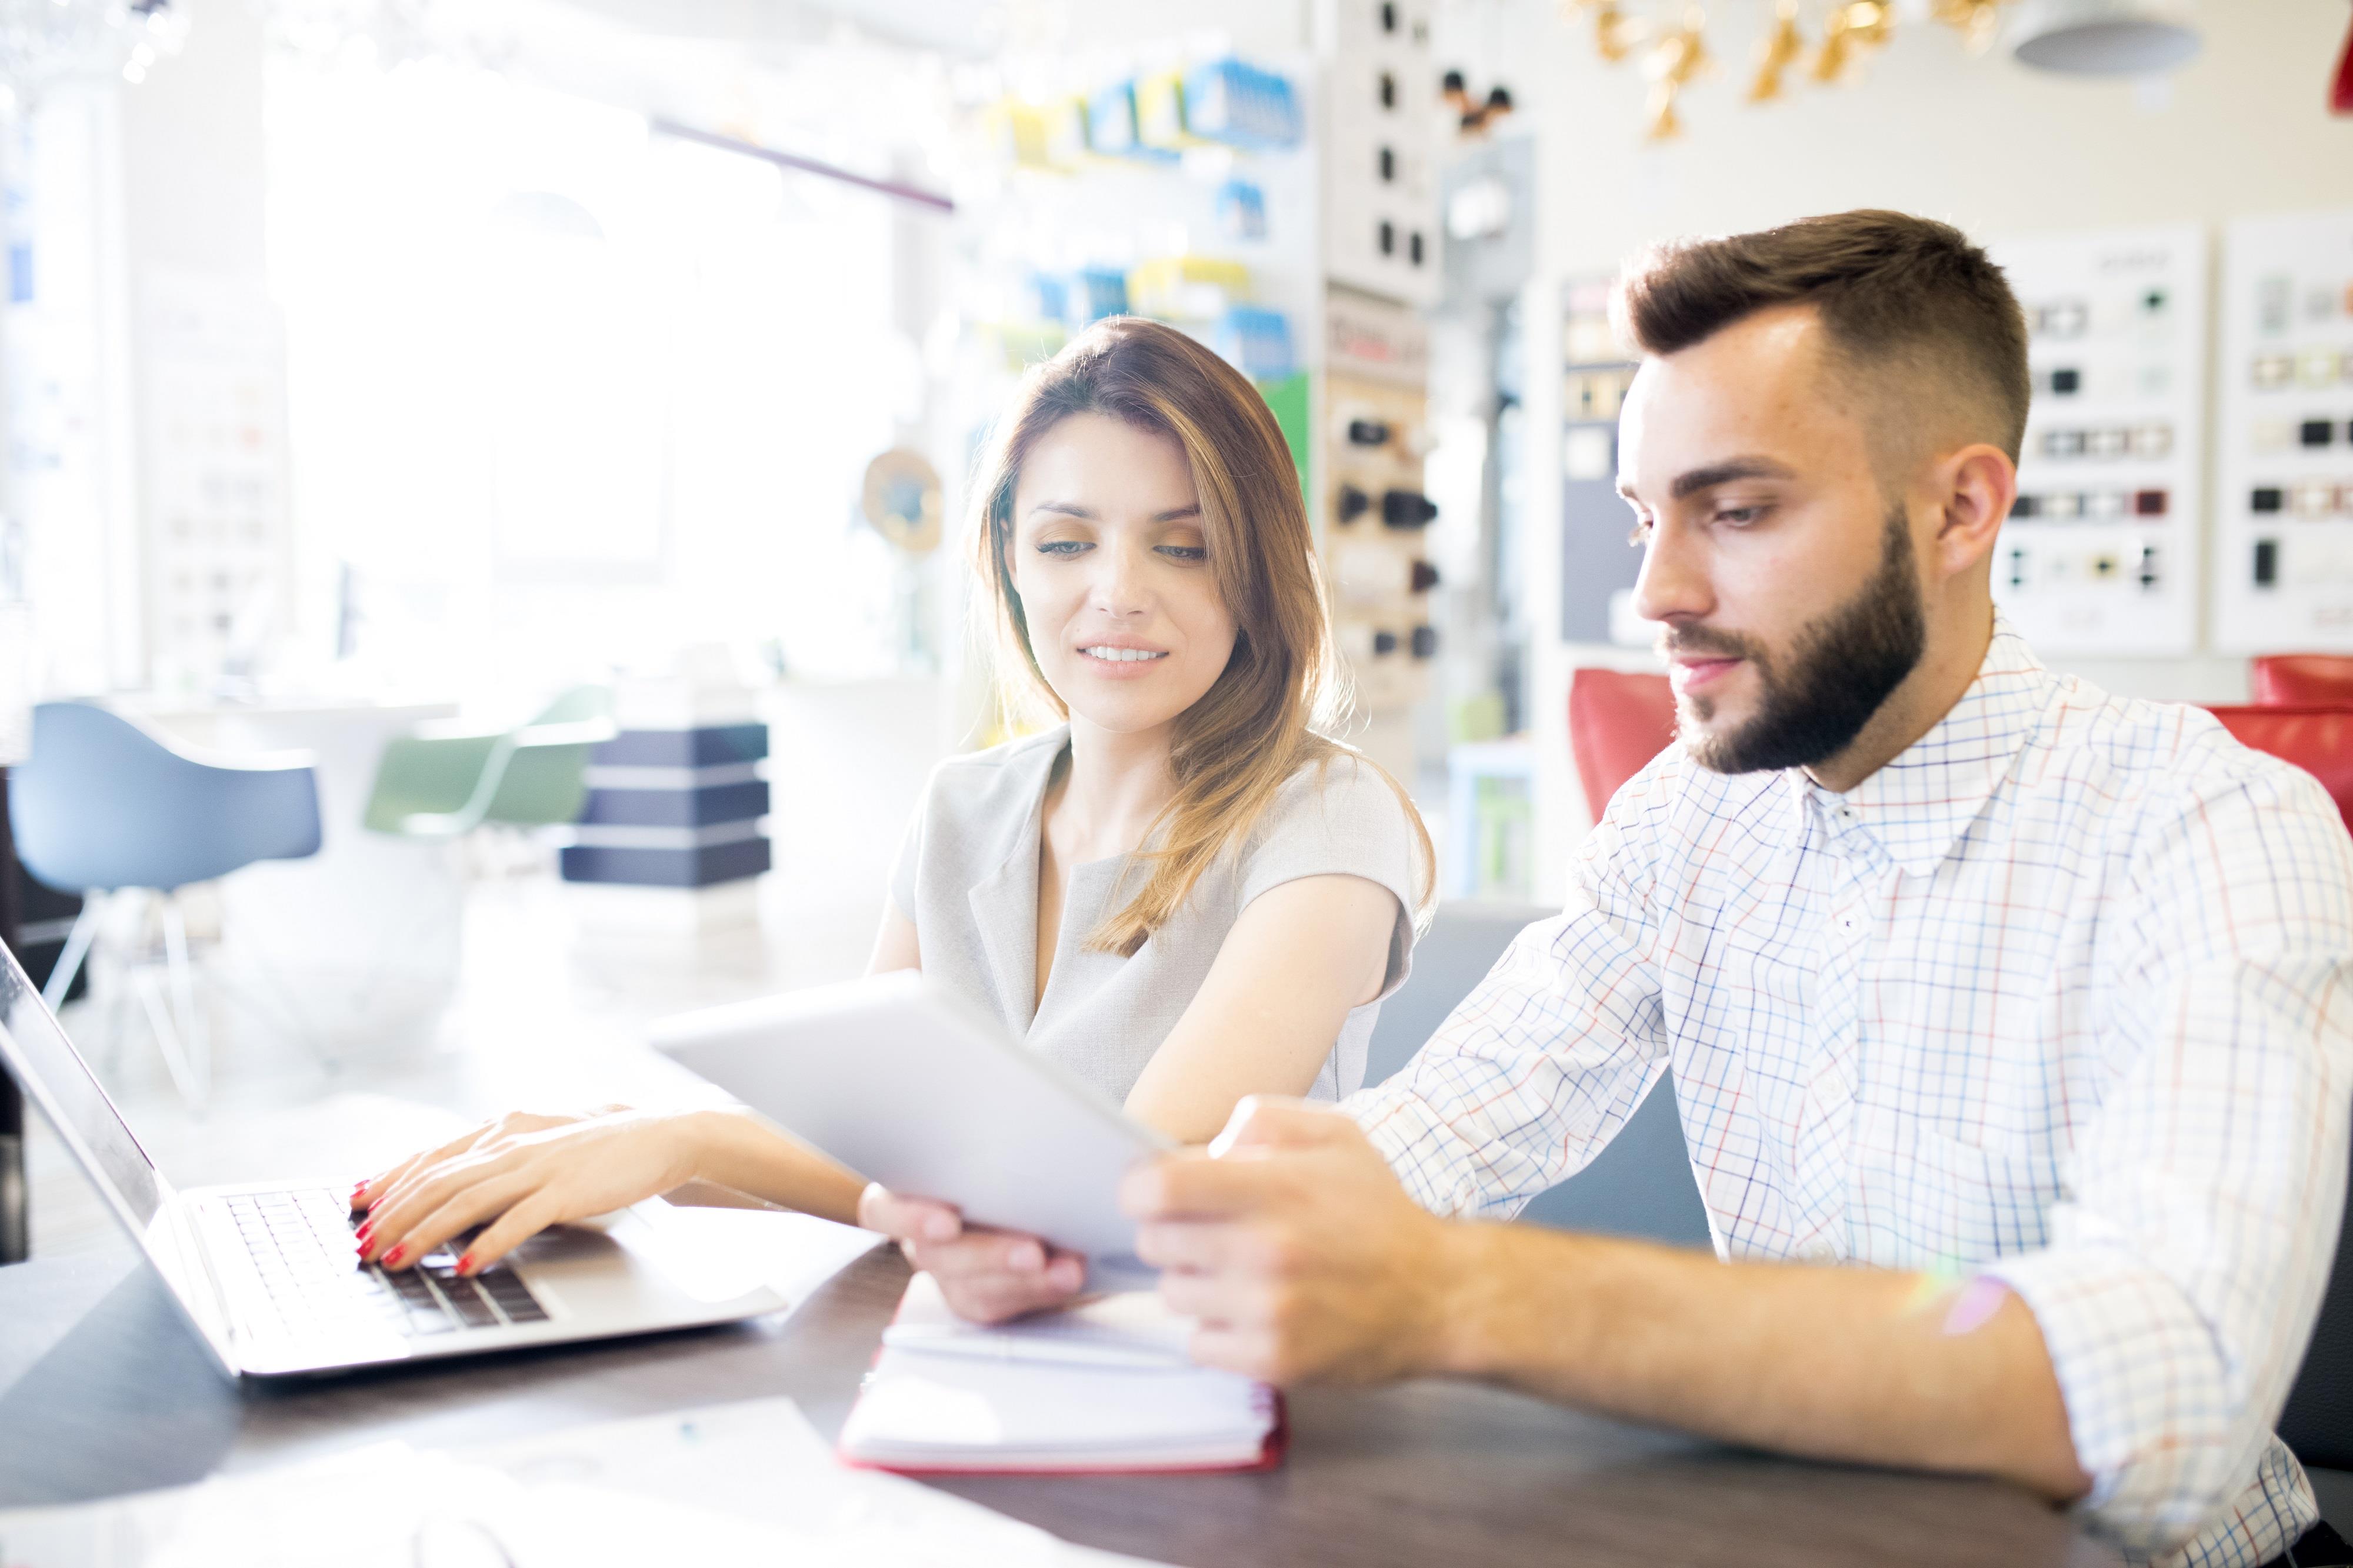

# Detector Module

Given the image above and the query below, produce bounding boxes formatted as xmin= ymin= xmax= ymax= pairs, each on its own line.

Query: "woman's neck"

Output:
xmin=1051 ymin=715 xmax=1178 ymax=862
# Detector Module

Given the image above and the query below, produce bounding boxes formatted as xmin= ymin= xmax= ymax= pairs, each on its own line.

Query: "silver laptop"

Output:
xmin=0 ymin=938 xmax=788 ymax=1378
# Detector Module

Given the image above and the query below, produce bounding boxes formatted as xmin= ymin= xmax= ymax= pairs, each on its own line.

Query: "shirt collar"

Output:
xmin=1791 ymin=612 xmax=2054 ymax=876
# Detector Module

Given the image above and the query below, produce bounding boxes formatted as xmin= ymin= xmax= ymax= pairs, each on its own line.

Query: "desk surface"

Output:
xmin=0 ymin=1241 xmax=2122 ymax=1568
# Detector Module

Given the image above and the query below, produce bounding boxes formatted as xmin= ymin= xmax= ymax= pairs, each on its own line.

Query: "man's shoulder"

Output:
xmin=1596 ymin=739 xmax=1785 ymax=851
xmin=2030 ymin=674 xmax=2322 ymax=809
xmin=2015 ymin=675 xmax=2349 ymax=872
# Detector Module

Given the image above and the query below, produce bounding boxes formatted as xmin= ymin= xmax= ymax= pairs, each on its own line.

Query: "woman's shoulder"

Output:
xmin=1244 ymin=744 xmax=1422 ymax=872
xmin=919 ymin=725 xmax=1068 ymax=819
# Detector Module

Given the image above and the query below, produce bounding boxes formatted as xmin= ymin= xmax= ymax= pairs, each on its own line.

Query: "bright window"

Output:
xmin=266 ymin=50 xmax=915 ymax=705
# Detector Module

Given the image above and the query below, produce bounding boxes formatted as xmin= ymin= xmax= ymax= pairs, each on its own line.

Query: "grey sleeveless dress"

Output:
xmin=888 ymin=726 xmax=1421 ymax=1104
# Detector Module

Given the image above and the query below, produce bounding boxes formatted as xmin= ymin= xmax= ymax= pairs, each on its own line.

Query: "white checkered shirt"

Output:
xmin=1348 ymin=618 xmax=2353 ymax=1566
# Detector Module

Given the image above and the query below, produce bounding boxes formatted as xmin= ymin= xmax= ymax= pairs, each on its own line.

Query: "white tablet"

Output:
xmin=651 ymin=970 xmax=1172 ymax=1283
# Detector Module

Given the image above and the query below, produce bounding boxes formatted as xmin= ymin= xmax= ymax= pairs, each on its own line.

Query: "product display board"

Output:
xmin=1318 ymin=0 xmax=1441 ymax=309
xmin=2214 ymin=209 xmax=2353 ymax=652
xmin=1987 ymin=226 xmax=2205 ymax=656
xmin=1324 ymin=288 xmax=1437 ymax=715
xmin=138 ymin=270 xmax=294 ymax=694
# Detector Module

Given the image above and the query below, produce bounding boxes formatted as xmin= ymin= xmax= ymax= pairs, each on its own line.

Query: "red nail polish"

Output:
xmin=356 ymin=1221 xmax=375 ymax=1243
xmin=456 ymin=1252 xmax=476 ymax=1275
xmin=383 ymin=1245 xmax=406 ymax=1267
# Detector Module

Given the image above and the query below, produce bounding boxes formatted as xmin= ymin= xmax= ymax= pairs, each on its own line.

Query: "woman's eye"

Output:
xmin=1035 ymin=540 xmax=1089 ymax=556
xmin=1156 ymin=545 xmax=1208 ymax=562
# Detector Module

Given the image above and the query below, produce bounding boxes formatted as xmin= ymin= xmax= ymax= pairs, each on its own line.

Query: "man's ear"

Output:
xmin=1926 ymin=443 xmax=2016 ymax=582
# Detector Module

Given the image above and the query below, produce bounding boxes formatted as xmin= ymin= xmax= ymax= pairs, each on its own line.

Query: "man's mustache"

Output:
xmin=1658 ymin=626 xmax=1763 ymax=662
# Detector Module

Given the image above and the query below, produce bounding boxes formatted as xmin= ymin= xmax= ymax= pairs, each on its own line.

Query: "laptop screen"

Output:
xmin=0 ymin=935 xmax=165 ymax=1235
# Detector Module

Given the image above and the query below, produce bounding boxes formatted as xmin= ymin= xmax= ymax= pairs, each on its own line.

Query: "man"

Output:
xmin=886 ymin=210 xmax=2353 ymax=1567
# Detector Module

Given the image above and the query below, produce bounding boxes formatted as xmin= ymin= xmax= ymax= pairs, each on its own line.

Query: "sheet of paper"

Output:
xmin=892 ymin=1270 xmax=1196 ymax=1359
xmin=0 ymin=1399 xmax=1168 ymax=1568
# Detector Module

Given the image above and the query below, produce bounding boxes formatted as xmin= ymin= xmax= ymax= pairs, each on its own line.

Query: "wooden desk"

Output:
xmin=0 ymin=1239 xmax=2121 ymax=1568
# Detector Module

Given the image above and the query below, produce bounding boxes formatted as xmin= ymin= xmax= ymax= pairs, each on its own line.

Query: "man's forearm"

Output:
xmin=1425 ymin=1222 xmax=2091 ymax=1501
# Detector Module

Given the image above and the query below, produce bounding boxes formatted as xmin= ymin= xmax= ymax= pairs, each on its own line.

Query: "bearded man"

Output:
xmin=887 ymin=210 xmax=2353 ymax=1567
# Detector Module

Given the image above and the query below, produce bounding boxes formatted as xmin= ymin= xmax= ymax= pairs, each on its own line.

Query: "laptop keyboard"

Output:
xmin=223 ymin=1189 xmax=549 ymax=1343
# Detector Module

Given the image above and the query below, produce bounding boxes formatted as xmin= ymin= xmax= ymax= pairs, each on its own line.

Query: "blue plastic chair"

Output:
xmin=1364 ymin=900 xmax=1715 ymax=1249
xmin=9 ymin=701 xmax=323 ymax=1105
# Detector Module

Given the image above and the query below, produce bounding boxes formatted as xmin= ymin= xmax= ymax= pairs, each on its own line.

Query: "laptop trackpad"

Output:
xmin=515 ymin=1206 xmax=785 ymax=1313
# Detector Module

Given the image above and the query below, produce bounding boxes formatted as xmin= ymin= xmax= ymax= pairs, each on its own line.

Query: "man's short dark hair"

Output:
xmin=1612 ymin=210 xmax=2032 ymax=465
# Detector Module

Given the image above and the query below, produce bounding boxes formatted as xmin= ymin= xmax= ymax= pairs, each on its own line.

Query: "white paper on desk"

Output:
xmin=631 ymin=1200 xmax=884 ymax=1303
xmin=891 ymin=1270 xmax=1197 ymax=1360
xmin=0 ymin=1399 xmax=1166 ymax=1568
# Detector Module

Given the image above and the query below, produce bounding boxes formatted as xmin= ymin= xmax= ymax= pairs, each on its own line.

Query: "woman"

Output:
xmin=349 ymin=318 xmax=1433 ymax=1316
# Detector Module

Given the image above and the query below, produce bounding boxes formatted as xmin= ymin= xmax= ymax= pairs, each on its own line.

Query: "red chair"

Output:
xmin=2207 ymin=705 xmax=2353 ymax=835
xmin=1569 ymin=668 xmax=1677 ymax=818
xmin=2253 ymin=656 xmax=2353 ymax=707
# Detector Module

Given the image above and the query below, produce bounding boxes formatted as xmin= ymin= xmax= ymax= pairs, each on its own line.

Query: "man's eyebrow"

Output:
xmin=1668 ymin=458 xmax=1798 ymax=500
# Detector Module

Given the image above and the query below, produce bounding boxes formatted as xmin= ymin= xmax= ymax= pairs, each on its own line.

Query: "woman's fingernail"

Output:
xmin=356 ymin=1221 xmax=375 ymax=1243
xmin=456 ymin=1252 xmax=476 ymax=1276
xmin=383 ymin=1245 xmax=406 ymax=1267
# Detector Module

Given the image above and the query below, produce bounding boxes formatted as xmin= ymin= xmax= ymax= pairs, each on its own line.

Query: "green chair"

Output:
xmin=364 ymin=686 xmax=615 ymax=839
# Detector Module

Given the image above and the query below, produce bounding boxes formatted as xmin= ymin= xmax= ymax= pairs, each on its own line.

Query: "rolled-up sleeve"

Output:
xmin=1979 ymin=767 xmax=2353 ymax=1556
xmin=1344 ymin=754 xmax=1677 ymax=1220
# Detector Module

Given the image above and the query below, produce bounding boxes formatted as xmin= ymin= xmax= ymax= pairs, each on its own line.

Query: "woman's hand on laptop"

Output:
xmin=352 ymin=1107 xmax=699 ymax=1275
xmin=859 ymin=1184 xmax=1086 ymax=1322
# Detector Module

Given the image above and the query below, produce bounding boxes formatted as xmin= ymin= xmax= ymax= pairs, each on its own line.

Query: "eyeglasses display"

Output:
xmin=1992 ymin=225 xmax=2206 ymax=657
xmin=2217 ymin=209 xmax=2353 ymax=652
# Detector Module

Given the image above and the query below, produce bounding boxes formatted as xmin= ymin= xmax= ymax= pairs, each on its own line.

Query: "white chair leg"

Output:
xmin=160 ymin=893 xmax=209 ymax=1109
xmin=96 ymin=891 xmax=145 ymax=1080
xmin=42 ymin=894 xmax=104 ymax=1014
xmin=132 ymin=966 xmax=202 ymax=1109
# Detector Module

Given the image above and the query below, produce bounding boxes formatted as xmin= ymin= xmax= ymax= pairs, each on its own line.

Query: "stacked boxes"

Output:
xmin=562 ymin=696 xmax=770 ymax=894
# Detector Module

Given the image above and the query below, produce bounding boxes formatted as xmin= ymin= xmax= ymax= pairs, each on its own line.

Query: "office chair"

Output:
xmin=2254 ymin=656 xmax=2353 ymax=708
xmin=364 ymin=685 xmax=615 ymax=840
xmin=9 ymin=701 xmax=322 ymax=1107
xmin=2205 ymin=706 xmax=2353 ymax=835
xmin=1569 ymin=668 xmax=1677 ymax=819
xmin=1363 ymin=899 xmax=1714 ymax=1249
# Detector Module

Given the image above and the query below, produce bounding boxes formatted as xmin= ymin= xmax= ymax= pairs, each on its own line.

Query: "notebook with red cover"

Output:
xmin=837 ymin=1273 xmax=1287 ymax=1476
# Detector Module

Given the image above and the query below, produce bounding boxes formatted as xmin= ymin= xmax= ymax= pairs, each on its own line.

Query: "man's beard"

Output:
xmin=1669 ymin=505 xmax=1927 ymax=776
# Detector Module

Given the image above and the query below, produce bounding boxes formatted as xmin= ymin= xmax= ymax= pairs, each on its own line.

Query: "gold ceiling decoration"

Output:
xmin=1930 ymin=0 xmax=2005 ymax=54
xmin=1566 ymin=0 xmax=2015 ymax=141
xmin=1589 ymin=0 xmax=1646 ymax=63
xmin=1747 ymin=0 xmax=1803 ymax=102
xmin=1811 ymin=1 xmax=1891 ymax=85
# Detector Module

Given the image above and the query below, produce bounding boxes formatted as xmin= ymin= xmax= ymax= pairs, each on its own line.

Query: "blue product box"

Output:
xmin=1215 ymin=306 xmax=1295 ymax=382
xmin=1182 ymin=59 xmax=1301 ymax=152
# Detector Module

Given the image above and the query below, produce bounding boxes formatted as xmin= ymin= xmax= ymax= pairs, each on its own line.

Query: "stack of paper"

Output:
xmin=838 ymin=1273 xmax=1285 ymax=1474
xmin=0 ymin=1399 xmax=1165 ymax=1568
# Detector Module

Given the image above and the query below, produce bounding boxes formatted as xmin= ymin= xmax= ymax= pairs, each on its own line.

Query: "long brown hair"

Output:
xmin=972 ymin=316 xmax=1432 ymax=956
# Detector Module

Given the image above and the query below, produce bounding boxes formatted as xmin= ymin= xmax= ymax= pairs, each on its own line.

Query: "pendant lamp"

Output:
xmin=2008 ymin=0 xmax=2200 ymax=75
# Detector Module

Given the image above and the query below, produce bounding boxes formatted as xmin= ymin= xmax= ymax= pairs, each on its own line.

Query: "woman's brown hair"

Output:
xmin=971 ymin=316 xmax=1432 ymax=956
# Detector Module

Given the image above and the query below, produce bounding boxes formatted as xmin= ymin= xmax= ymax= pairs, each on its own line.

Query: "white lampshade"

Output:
xmin=2009 ymin=0 xmax=2201 ymax=75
